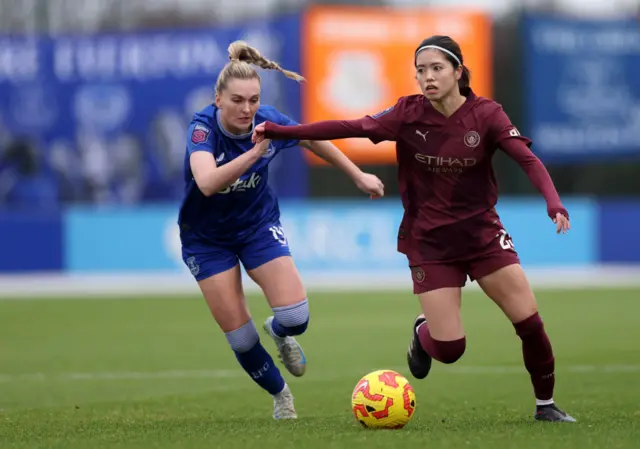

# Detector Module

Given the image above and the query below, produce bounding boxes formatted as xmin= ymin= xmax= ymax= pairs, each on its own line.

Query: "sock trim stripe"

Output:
xmin=272 ymin=298 xmax=308 ymax=313
xmin=225 ymin=319 xmax=259 ymax=353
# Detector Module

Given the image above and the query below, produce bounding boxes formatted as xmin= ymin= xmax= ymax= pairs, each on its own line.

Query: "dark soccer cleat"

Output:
xmin=534 ymin=404 xmax=577 ymax=422
xmin=407 ymin=315 xmax=432 ymax=380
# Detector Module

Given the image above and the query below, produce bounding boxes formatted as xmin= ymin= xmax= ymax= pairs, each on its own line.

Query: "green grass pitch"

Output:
xmin=1 ymin=288 xmax=640 ymax=448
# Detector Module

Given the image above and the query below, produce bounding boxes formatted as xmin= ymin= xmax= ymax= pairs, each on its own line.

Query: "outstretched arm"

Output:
xmin=253 ymin=117 xmax=375 ymax=143
xmin=253 ymin=99 xmax=407 ymax=144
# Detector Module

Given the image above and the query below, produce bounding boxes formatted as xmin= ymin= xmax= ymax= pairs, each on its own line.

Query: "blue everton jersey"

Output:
xmin=178 ymin=104 xmax=300 ymax=244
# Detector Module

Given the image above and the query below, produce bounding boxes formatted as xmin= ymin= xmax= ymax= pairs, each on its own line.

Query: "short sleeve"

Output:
xmin=187 ymin=120 xmax=215 ymax=155
xmin=487 ymin=106 xmax=532 ymax=148
xmin=363 ymin=97 xmax=407 ymax=144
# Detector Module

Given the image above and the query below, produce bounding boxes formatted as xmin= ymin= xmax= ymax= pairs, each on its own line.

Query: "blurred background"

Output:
xmin=1 ymin=0 xmax=639 ymax=296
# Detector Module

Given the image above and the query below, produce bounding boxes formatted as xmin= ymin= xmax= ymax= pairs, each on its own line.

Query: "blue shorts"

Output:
xmin=181 ymin=222 xmax=292 ymax=281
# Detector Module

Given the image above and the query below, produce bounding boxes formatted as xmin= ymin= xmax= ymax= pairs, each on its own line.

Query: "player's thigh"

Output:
xmin=411 ymin=263 xmax=466 ymax=340
xmin=182 ymin=243 xmax=248 ymax=332
xmin=247 ymin=256 xmax=306 ymax=308
xmin=240 ymin=223 xmax=306 ymax=308
xmin=197 ymin=265 xmax=251 ymax=332
xmin=418 ymin=287 xmax=464 ymax=341
xmin=471 ymin=253 xmax=537 ymax=324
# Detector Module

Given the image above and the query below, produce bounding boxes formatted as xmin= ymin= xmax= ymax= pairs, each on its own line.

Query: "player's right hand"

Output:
xmin=553 ymin=212 xmax=570 ymax=234
xmin=252 ymin=138 xmax=272 ymax=156
xmin=355 ymin=172 xmax=385 ymax=198
xmin=252 ymin=122 xmax=267 ymax=144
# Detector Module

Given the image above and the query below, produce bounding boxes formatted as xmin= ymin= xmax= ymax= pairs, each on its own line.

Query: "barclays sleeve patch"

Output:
xmin=191 ymin=123 xmax=211 ymax=144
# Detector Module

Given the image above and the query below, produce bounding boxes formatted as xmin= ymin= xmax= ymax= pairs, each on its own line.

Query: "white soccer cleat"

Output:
xmin=263 ymin=316 xmax=307 ymax=377
xmin=273 ymin=384 xmax=297 ymax=420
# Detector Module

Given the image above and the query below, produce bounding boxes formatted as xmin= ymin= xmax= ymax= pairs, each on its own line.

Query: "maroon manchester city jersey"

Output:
xmin=263 ymin=89 xmax=565 ymax=265
xmin=363 ymin=92 xmax=531 ymax=263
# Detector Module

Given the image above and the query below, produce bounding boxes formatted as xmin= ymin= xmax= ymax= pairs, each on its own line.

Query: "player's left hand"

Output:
xmin=355 ymin=172 xmax=384 ymax=198
xmin=553 ymin=212 xmax=570 ymax=234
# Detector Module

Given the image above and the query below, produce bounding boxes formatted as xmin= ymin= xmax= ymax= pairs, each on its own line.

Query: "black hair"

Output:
xmin=3 ymin=139 xmax=39 ymax=175
xmin=414 ymin=35 xmax=471 ymax=96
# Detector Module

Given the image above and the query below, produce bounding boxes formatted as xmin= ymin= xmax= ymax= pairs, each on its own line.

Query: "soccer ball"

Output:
xmin=351 ymin=369 xmax=416 ymax=429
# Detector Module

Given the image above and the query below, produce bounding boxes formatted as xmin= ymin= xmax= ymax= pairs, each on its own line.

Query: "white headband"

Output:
xmin=415 ymin=45 xmax=462 ymax=66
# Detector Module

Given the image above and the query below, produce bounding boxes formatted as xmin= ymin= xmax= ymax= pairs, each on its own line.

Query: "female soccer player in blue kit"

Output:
xmin=178 ymin=41 xmax=385 ymax=420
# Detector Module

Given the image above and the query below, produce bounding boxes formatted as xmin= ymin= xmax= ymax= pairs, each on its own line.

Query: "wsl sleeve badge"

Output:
xmin=191 ymin=123 xmax=211 ymax=144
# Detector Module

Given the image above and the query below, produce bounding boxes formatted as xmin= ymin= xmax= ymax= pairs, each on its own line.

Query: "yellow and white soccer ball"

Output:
xmin=351 ymin=369 xmax=416 ymax=429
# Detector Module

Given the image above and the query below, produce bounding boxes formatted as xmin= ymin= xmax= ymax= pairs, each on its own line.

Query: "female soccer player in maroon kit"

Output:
xmin=252 ymin=35 xmax=575 ymax=422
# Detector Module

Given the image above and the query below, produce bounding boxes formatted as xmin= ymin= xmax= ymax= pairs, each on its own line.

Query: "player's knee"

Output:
xmin=225 ymin=320 xmax=260 ymax=353
xmin=273 ymin=298 xmax=309 ymax=336
xmin=433 ymin=337 xmax=466 ymax=364
xmin=513 ymin=311 xmax=544 ymax=338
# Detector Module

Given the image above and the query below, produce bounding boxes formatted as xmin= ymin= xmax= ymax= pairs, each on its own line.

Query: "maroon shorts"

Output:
xmin=409 ymin=248 xmax=520 ymax=294
xmin=404 ymin=211 xmax=521 ymax=294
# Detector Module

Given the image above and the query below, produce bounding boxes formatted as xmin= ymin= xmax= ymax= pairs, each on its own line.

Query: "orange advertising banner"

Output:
xmin=302 ymin=6 xmax=492 ymax=165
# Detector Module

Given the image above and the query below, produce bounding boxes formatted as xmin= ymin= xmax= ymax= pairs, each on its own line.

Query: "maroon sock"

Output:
xmin=417 ymin=322 xmax=466 ymax=364
xmin=514 ymin=312 xmax=555 ymax=401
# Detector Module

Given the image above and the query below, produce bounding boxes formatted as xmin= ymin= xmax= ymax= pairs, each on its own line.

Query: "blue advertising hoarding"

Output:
xmin=0 ymin=211 xmax=63 ymax=272
xmin=0 ymin=13 xmax=306 ymax=209
xmin=598 ymin=201 xmax=640 ymax=263
xmin=6 ymin=197 xmax=640 ymax=275
xmin=63 ymin=199 xmax=597 ymax=274
xmin=523 ymin=16 xmax=640 ymax=162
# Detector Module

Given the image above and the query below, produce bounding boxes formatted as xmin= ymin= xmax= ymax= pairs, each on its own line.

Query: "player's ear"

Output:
xmin=454 ymin=66 xmax=462 ymax=81
xmin=215 ymin=93 xmax=222 ymax=109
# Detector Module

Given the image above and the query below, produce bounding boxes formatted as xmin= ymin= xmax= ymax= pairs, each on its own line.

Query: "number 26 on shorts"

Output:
xmin=498 ymin=228 xmax=515 ymax=250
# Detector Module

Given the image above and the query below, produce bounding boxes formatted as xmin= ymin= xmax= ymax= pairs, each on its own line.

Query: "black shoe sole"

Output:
xmin=407 ymin=316 xmax=432 ymax=380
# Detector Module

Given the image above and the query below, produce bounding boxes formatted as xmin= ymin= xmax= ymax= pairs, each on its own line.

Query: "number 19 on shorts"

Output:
xmin=269 ymin=225 xmax=288 ymax=246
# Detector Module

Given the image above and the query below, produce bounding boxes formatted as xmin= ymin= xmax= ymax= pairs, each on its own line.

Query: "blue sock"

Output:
xmin=234 ymin=343 xmax=285 ymax=395
xmin=271 ymin=299 xmax=310 ymax=337
xmin=226 ymin=320 xmax=285 ymax=395
xmin=271 ymin=320 xmax=290 ymax=338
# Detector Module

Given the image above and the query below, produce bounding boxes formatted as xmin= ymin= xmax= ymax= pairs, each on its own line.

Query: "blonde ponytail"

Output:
xmin=215 ymin=40 xmax=305 ymax=93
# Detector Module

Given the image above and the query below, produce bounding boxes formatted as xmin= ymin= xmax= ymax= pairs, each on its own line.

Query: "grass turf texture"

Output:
xmin=1 ymin=289 xmax=639 ymax=448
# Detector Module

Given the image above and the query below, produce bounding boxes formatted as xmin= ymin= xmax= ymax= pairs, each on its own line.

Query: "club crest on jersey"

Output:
xmin=463 ymin=130 xmax=480 ymax=148
xmin=191 ymin=123 xmax=211 ymax=144
xmin=262 ymin=142 xmax=276 ymax=158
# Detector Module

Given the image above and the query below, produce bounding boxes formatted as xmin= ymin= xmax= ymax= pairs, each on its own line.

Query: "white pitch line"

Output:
xmin=1 ymin=364 xmax=639 ymax=384
xmin=3 ymin=265 xmax=640 ymax=299
xmin=0 ymin=370 xmax=239 ymax=383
